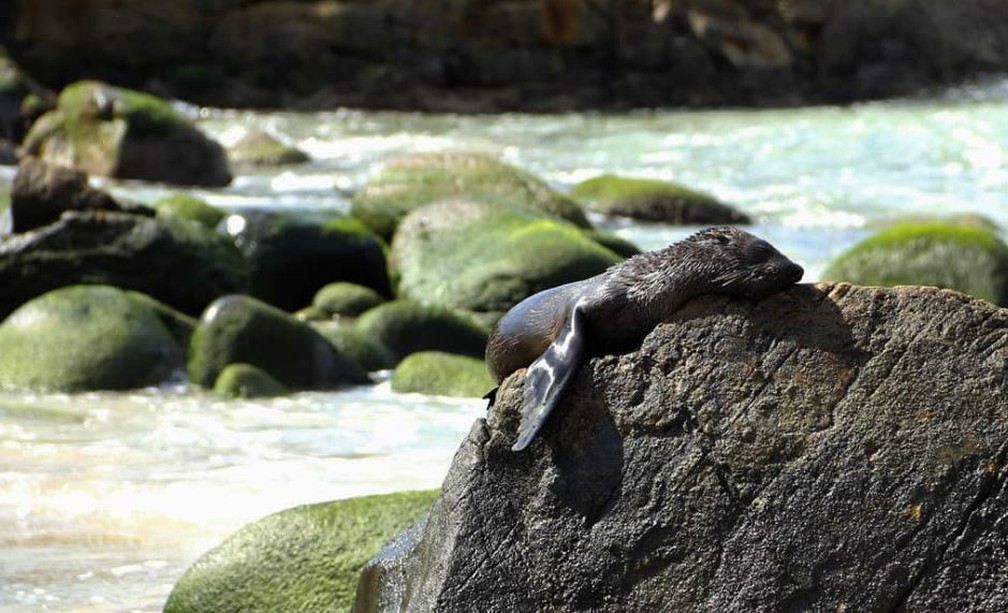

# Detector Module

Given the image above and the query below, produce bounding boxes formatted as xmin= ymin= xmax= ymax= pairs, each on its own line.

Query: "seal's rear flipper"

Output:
xmin=512 ymin=300 xmax=587 ymax=451
xmin=483 ymin=387 xmax=498 ymax=409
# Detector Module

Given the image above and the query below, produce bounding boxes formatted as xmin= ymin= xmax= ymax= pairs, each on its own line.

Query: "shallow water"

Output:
xmin=2 ymin=79 xmax=1008 ymax=610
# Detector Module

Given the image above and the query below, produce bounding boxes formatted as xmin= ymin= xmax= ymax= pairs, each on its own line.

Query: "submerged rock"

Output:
xmin=152 ymin=193 xmax=226 ymax=229
xmin=357 ymin=283 xmax=1008 ymax=611
xmin=823 ymin=222 xmax=1008 ymax=306
xmin=188 ymin=295 xmax=368 ymax=390
xmin=21 ymin=80 xmax=231 ymax=187
xmin=351 ymin=152 xmax=589 ymax=240
xmin=391 ymin=199 xmax=623 ymax=325
xmin=227 ymin=128 xmax=309 ymax=167
xmin=213 ymin=363 xmax=289 ymax=399
xmin=165 ymin=490 xmax=439 ymax=613
xmin=390 ymin=351 xmax=494 ymax=398
xmin=355 ymin=300 xmax=488 ymax=363
xmin=0 ymin=285 xmax=181 ymax=392
xmin=0 ymin=210 xmax=248 ymax=320
xmin=570 ymin=174 xmax=750 ymax=224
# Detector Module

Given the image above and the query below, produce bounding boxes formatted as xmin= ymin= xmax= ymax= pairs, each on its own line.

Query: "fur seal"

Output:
xmin=485 ymin=226 xmax=804 ymax=451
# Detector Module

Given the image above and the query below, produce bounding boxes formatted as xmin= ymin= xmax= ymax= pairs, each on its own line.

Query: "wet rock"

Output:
xmin=125 ymin=290 xmax=197 ymax=352
xmin=313 ymin=282 xmax=386 ymax=318
xmin=213 ymin=363 xmax=289 ymax=399
xmin=188 ymin=294 xmax=368 ymax=389
xmin=0 ymin=285 xmax=181 ymax=392
xmin=351 ymin=152 xmax=589 ymax=240
xmin=313 ymin=323 xmax=396 ymax=373
xmin=391 ymin=199 xmax=622 ymax=324
xmin=390 ymin=351 xmax=494 ymax=398
xmin=223 ymin=211 xmax=391 ymax=312
xmin=0 ymin=210 xmax=249 ymax=320
xmin=822 ymin=222 xmax=1008 ymax=306
xmin=570 ymin=174 xmax=750 ymax=224
xmin=21 ymin=80 xmax=231 ymax=187
xmin=164 ymin=490 xmax=439 ymax=613
xmin=355 ymin=300 xmax=488 ymax=363
xmin=9 ymin=156 xmax=124 ymax=233
xmin=356 ymin=283 xmax=1008 ymax=611
xmin=152 ymin=193 xmax=226 ymax=229
xmin=227 ymin=128 xmax=309 ymax=167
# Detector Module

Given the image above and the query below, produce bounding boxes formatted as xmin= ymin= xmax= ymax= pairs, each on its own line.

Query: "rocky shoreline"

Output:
xmin=6 ymin=0 xmax=1008 ymax=113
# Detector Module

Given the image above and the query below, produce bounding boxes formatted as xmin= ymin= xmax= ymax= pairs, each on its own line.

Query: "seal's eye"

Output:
xmin=745 ymin=240 xmax=774 ymax=262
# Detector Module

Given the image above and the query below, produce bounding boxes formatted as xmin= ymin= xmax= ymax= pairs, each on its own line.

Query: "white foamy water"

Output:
xmin=3 ymin=78 xmax=1008 ymax=610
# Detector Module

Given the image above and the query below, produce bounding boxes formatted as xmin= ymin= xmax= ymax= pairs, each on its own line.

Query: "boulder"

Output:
xmin=390 ymin=351 xmax=494 ymax=398
xmin=0 ymin=285 xmax=181 ymax=392
xmin=313 ymin=282 xmax=386 ymax=318
xmin=227 ymin=128 xmax=309 ymax=167
xmin=356 ymin=283 xmax=1008 ymax=611
xmin=9 ymin=156 xmax=125 ymax=233
xmin=213 ymin=363 xmax=289 ymax=399
xmin=0 ymin=210 xmax=249 ymax=320
xmin=164 ymin=490 xmax=439 ymax=613
xmin=351 ymin=152 xmax=590 ymax=240
xmin=391 ymin=199 xmax=623 ymax=324
xmin=188 ymin=294 xmax=368 ymax=389
xmin=355 ymin=300 xmax=488 ymax=362
xmin=569 ymin=174 xmax=750 ymax=224
xmin=822 ymin=222 xmax=1008 ymax=306
xmin=223 ymin=212 xmax=391 ymax=312
xmin=21 ymin=80 xmax=231 ymax=187
xmin=312 ymin=323 xmax=396 ymax=373
xmin=152 ymin=193 xmax=226 ymax=229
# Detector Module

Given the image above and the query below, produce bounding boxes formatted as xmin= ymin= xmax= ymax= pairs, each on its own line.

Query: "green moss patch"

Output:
xmin=153 ymin=194 xmax=227 ymax=229
xmin=822 ymin=222 xmax=1008 ymax=306
xmin=213 ymin=363 xmax=289 ymax=398
xmin=164 ymin=489 xmax=439 ymax=613
xmin=355 ymin=300 xmax=489 ymax=362
xmin=391 ymin=351 xmax=494 ymax=397
xmin=313 ymin=282 xmax=385 ymax=317
xmin=570 ymin=174 xmax=749 ymax=224
xmin=313 ymin=323 xmax=396 ymax=372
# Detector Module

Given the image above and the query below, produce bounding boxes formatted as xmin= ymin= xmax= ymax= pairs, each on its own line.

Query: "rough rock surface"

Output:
xmin=9 ymin=155 xmax=124 ymax=233
xmin=356 ymin=283 xmax=1008 ymax=612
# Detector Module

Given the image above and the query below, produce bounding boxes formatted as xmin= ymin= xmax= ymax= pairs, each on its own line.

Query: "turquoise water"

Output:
xmin=2 ymin=81 xmax=1008 ymax=610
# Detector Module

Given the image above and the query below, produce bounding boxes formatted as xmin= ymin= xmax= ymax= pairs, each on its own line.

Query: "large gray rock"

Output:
xmin=356 ymin=283 xmax=1008 ymax=611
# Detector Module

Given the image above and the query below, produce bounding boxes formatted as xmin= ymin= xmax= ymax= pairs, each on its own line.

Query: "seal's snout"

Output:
xmin=788 ymin=262 xmax=804 ymax=283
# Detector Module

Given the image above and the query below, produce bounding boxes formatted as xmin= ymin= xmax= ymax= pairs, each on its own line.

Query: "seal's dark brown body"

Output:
xmin=486 ymin=226 xmax=804 ymax=451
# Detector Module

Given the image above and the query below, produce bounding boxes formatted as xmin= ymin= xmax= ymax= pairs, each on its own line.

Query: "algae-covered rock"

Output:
xmin=21 ymin=80 xmax=231 ymax=187
xmin=213 ymin=363 xmax=289 ymax=398
xmin=391 ymin=199 xmax=623 ymax=323
xmin=0 ymin=285 xmax=181 ymax=392
xmin=313 ymin=323 xmax=396 ymax=372
xmin=125 ymin=290 xmax=197 ymax=351
xmin=10 ymin=155 xmax=124 ymax=233
xmin=570 ymin=174 xmax=750 ymax=224
xmin=165 ymin=490 xmax=439 ymax=613
xmin=582 ymin=229 xmax=641 ymax=259
xmin=188 ymin=295 xmax=368 ymax=389
xmin=822 ymin=222 xmax=1008 ymax=306
xmin=224 ymin=212 xmax=391 ymax=312
xmin=0 ymin=210 xmax=249 ymax=320
xmin=152 ymin=193 xmax=226 ymax=229
xmin=351 ymin=152 xmax=590 ymax=239
xmin=313 ymin=282 xmax=385 ymax=317
xmin=294 ymin=305 xmax=330 ymax=322
xmin=228 ymin=128 xmax=309 ymax=167
xmin=355 ymin=300 xmax=489 ymax=362
xmin=390 ymin=351 xmax=494 ymax=397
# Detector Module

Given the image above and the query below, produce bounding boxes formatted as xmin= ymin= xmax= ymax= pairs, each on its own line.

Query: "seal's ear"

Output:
xmin=513 ymin=298 xmax=588 ymax=451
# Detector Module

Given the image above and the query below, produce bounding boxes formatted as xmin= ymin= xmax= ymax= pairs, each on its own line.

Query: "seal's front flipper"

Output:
xmin=512 ymin=300 xmax=588 ymax=451
xmin=483 ymin=387 xmax=498 ymax=409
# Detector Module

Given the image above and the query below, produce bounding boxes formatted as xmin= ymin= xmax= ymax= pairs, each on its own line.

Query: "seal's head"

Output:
xmin=687 ymin=226 xmax=804 ymax=298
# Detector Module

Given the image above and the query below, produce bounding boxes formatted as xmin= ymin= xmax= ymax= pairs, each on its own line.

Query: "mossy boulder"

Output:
xmin=822 ymin=222 xmax=1008 ymax=306
xmin=10 ymin=155 xmax=125 ymax=233
xmin=313 ymin=323 xmax=396 ymax=372
xmin=224 ymin=212 xmax=391 ymax=312
xmin=21 ymin=80 xmax=231 ymax=187
xmin=164 ymin=489 xmax=439 ymax=613
xmin=228 ymin=128 xmax=309 ymax=166
xmin=351 ymin=152 xmax=590 ymax=240
xmin=0 ymin=210 xmax=249 ymax=320
xmin=213 ymin=363 xmax=289 ymax=398
xmin=390 ymin=351 xmax=494 ymax=397
xmin=570 ymin=174 xmax=750 ymax=224
xmin=355 ymin=300 xmax=489 ymax=362
xmin=188 ymin=294 xmax=368 ymax=389
xmin=391 ymin=199 xmax=623 ymax=324
xmin=0 ymin=285 xmax=181 ymax=392
xmin=313 ymin=282 xmax=385 ymax=317
xmin=125 ymin=290 xmax=197 ymax=351
xmin=152 ymin=194 xmax=226 ymax=229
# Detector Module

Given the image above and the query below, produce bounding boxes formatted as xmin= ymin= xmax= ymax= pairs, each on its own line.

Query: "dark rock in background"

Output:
xmin=357 ymin=282 xmax=1008 ymax=611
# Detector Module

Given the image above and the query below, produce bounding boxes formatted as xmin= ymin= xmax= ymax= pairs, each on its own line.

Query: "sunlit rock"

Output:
xmin=354 ymin=300 xmax=488 ymax=363
xmin=570 ymin=174 xmax=750 ymax=224
xmin=390 ymin=351 xmax=494 ymax=398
